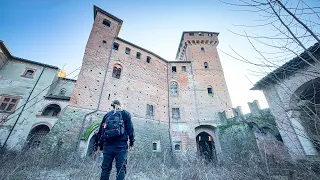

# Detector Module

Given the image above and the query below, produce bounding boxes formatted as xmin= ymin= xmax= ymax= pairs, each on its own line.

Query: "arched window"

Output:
xmin=42 ymin=104 xmax=61 ymax=117
xmin=26 ymin=125 xmax=50 ymax=148
xmin=204 ymin=62 xmax=209 ymax=69
xmin=112 ymin=65 xmax=122 ymax=79
xmin=103 ymin=19 xmax=111 ymax=27
xmin=201 ymin=47 xmax=205 ymax=54
xmin=170 ymin=82 xmax=178 ymax=96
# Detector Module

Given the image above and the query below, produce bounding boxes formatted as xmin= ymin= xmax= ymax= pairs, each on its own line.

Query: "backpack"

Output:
xmin=101 ymin=110 xmax=125 ymax=140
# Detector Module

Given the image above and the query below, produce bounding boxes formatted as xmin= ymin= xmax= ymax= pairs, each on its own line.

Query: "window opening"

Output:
xmin=174 ymin=142 xmax=181 ymax=150
xmin=112 ymin=66 xmax=122 ymax=79
xmin=207 ymin=87 xmax=213 ymax=94
xmin=172 ymin=66 xmax=177 ymax=72
xmin=42 ymin=104 xmax=61 ymax=117
xmin=25 ymin=70 xmax=34 ymax=78
xmin=103 ymin=19 xmax=111 ymax=27
xmin=125 ymin=48 xmax=131 ymax=55
xmin=182 ymin=66 xmax=186 ymax=72
xmin=26 ymin=125 xmax=50 ymax=148
xmin=199 ymin=32 xmax=204 ymax=36
xmin=201 ymin=47 xmax=205 ymax=54
xmin=152 ymin=143 xmax=157 ymax=150
xmin=146 ymin=56 xmax=151 ymax=63
xmin=172 ymin=108 xmax=180 ymax=120
xmin=108 ymin=94 xmax=110 ymax=100
xmin=208 ymin=33 xmax=213 ymax=37
xmin=136 ymin=52 xmax=141 ymax=59
xmin=189 ymin=32 xmax=194 ymax=36
xmin=204 ymin=62 xmax=209 ymax=69
xmin=0 ymin=96 xmax=19 ymax=112
xmin=170 ymin=82 xmax=178 ymax=96
xmin=113 ymin=43 xmax=119 ymax=50
xmin=147 ymin=104 xmax=154 ymax=117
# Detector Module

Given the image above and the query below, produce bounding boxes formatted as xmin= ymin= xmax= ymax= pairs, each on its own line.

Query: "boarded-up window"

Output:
xmin=172 ymin=108 xmax=180 ymax=120
xmin=147 ymin=104 xmax=154 ymax=118
xmin=170 ymin=82 xmax=178 ymax=97
xmin=112 ymin=66 xmax=122 ymax=79
xmin=0 ymin=96 xmax=19 ymax=112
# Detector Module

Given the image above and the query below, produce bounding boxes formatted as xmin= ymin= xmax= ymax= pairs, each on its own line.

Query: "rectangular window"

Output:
xmin=146 ymin=56 xmax=151 ymax=63
xmin=199 ymin=32 xmax=204 ymax=36
xmin=136 ymin=52 xmax=141 ymax=59
xmin=181 ymin=66 xmax=186 ymax=72
xmin=21 ymin=68 xmax=36 ymax=78
xmin=147 ymin=104 xmax=154 ymax=118
xmin=207 ymin=88 xmax=213 ymax=94
xmin=172 ymin=66 xmax=177 ymax=72
xmin=189 ymin=32 xmax=194 ymax=36
xmin=172 ymin=108 xmax=180 ymax=120
xmin=113 ymin=43 xmax=119 ymax=50
xmin=174 ymin=141 xmax=182 ymax=151
xmin=125 ymin=47 xmax=131 ymax=55
xmin=208 ymin=33 xmax=213 ymax=37
xmin=152 ymin=143 xmax=157 ymax=150
xmin=0 ymin=96 xmax=19 ymax=112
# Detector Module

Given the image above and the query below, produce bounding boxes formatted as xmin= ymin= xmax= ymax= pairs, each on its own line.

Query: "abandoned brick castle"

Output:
xmin=1 ymin=6 xmax=318 ymax=164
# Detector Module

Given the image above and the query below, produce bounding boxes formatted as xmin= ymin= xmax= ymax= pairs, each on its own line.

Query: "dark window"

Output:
xmin=201 ymin=47 xmax=205 ymax=54
xmin=0 ymin=96 xmax=19 ymax=112
xmin=147 ymin=104 xmax=154 ymax=117
xmin=125 ymin=48 xmax=131 ymax=55
xmin=182 ymin=66 xmax=186 ymax=72
xmin=22 ymin=68 xmax=36 ymax=78
xmin=42 ymin=104 xmax=61 ymax=116
xmin=113 ymin=43 xmax=119 ymax=50
xmin=208 ymin=33 xmax=213 ymax=37
xmin=208 ymin=87 xmax=213 ymax=94
xmin=152 ymin=143 xmax=157 ymax=150
xmin=112 ymin=66 xmax=122 ymax=79
xmin=189 ymin=32 xmax=194 ymax=36
xmin=146 ymin=56 xmax=151 ymax=63
xmin=204 ymin=62 xmax=209 ymax=69
xmin=172 ymin=108 xmax=180 ymax=120
xmin=199 ymin=32 xmax=204 ymax=36
xmin=172 ymin=66 xmax=177 ymax=72
xmin=103 ymin=19 xmax=111 ymax=27
xmin=170 ymin=82 xmax=178 ymax=97
xmin=26 ymin=125 xmax=50 ymax=148
xmin=136 ymin=52 xmax=141 ymax=59
xmin=174 ymin=143 xmax=181 ymax=150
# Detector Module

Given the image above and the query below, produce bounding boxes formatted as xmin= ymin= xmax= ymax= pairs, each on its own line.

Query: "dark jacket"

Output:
xmin=96 ymin=109 xmax=134 ymax=149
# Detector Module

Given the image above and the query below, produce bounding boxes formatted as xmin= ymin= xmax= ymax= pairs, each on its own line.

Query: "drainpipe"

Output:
xmin=2 ymin=67 xmax=45 ymax=148
xmin=166 ymin=62 xmax=173 ymax=153
xmin=76 ymin=36 xmax=116 ymax=150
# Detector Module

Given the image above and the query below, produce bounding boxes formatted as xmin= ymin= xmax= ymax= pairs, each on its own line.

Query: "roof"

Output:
xmin=93 ymin=5 xmax=123 ymax=36
xmin=0 ymin=41 xmax=59 ymax=69
xmin=116 ymin=37 xmax=191 ymax=64
xmin=175 ymin=31 xmax=220 ymax=60
xmin=251 ymin=43 xmax=320 ymax=90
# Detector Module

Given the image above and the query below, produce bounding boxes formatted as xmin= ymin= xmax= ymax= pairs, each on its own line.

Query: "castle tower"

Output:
xmin=70 ymin=6 xmax=123 ymax=109
xmin=176 ymin=31 xmax=233 ymax=124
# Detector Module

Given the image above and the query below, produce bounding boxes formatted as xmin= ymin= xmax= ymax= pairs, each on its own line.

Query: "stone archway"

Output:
xmin=288 ymin=77 xmax=320 ymax=155
xmin=195 ymin=125 xmax=218 ymax=162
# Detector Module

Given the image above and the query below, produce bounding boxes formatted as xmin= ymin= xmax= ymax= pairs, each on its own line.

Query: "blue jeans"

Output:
xmin=100 ymin=145 xmax=127 ymax=180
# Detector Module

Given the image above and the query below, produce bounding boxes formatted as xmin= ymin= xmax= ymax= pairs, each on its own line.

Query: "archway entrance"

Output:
xmin=26 ymin=125 xmax=50 ymax=148
xmin=196 ymin=132 xmax=216 ymax=161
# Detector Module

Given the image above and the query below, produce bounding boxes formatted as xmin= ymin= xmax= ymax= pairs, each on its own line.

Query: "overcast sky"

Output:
xmin=1 ymin=0 xmax=318 ymax=113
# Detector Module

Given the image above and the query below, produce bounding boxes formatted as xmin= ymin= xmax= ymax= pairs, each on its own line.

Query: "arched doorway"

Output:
xmin=289 ymin=77 xmax=320 ymax=154
xmin=26 ymin=125 xmax=50 ymax=148
xmin=196 ymin=132 xmax=216 ymax=161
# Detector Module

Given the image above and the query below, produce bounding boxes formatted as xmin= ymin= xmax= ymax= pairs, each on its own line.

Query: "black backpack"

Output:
xmin=101 ymin=110 xmax=125 ymax=140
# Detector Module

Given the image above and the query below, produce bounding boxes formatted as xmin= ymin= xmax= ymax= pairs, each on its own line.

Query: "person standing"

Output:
xmin=96 ymin=100 xmax=135 ymax=180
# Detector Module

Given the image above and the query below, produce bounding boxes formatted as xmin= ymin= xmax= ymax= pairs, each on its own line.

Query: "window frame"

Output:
xmin=146 ymin=104 xmax=154 ymax=118
xmin=208 ymin=33 xmax=213 ymax=37
xmin=170 ymin=81 xmax=178 ymax=97
xmin=207 ymin=87 xmax=213 ymax=94
xmin=125 ymin=47 xmax=131 ymax=55
xmin=102 ymin=19 xmax=111 ymax=27
xmin=136 ymin=52 xmax=141 ymax=59
xmin=172 ymin=66 xmax=177 ymax=73
xmin=113 ymin=43 xmax=119 ymax=50
xmin=181 ymin=66 xmax=186 ymax=72
xmin=146 ymin=56 xmax=151 ymax=63
xmin=198 ymin=32 xmax=204 ymax=36
xmin=172 ymin=108 xmax=181 ymax=120
xmin=174 ymin=141 xmax=182 ymax=151
xmin=21 ymin=68 xmax=36 ymax=79
xmin=0 ymin=95 xmax=20 ymax=112
xmin=112 ymin=65 xmax=122 ymax=79
xmin=204 ymin=62 xmax=209 ymax=69
xmin=201 ymin=47 xmax=205 ymax=54
xmin=189 ymin=32 xmax=194 ymax=36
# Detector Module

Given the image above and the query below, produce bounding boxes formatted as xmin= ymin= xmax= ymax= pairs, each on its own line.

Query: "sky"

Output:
xmin=1 ymin=0 xmax=318 ymax=113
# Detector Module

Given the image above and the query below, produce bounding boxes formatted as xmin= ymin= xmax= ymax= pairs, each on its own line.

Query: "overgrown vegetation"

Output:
xmin=1 ymin=148 xmax=319 ymax=180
